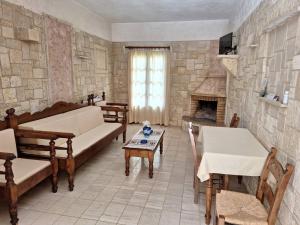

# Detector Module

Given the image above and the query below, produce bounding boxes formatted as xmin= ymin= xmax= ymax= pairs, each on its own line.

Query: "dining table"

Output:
xmin=196 ymin=126 xmax=268 ymax=225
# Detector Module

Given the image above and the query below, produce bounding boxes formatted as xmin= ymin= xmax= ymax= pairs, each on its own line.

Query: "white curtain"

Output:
xmin=128 ymin=49 xmax=170 ymax=125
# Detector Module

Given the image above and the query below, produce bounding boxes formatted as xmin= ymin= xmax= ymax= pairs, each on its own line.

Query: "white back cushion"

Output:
xmin=0 ymin=129 xmax=17 ymax=156
xmin=76 ymin=106 xmax=105 ymax=134
xmin=18 ymin=106 xmax=105 ymax=146
xmin=19 ymin=115 xmax=80 ymax=146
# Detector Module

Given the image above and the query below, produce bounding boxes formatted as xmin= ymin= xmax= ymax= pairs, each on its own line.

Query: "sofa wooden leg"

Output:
xmin=8 ymin=189 xmax=18 ymax=225
xmin=66 ymin=158 xmax=75 ymax=191
xmin=123 ymin=130 xmax=126 ymax=143
xmin=218 ymin=215 xmax=225 ymax=225
xmin=5 ymin=160 xmax=19 ymax=225
xmin=66 ymin=139 xmax=75 ymax=191
xmin=50 ymin=140 xmax=58 ymax=193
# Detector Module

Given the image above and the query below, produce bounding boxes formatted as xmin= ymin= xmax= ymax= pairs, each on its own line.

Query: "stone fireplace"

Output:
xmin=189 ymin=94 xmax=226 ymax=126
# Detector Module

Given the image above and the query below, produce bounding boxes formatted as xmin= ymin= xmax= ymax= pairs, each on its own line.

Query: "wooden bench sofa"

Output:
xmin=0 ymin=125 xmax=60 ymax=225
xmin=4 ymin=100 xmax=128 ymax=191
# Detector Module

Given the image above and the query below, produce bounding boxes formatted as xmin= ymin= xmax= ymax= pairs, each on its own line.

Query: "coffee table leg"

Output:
xmin=148 ymin=152 xmax=154 ymax=178
xmin=160 ymin=139 xmax=163 ymax=154
xmin=205 ymin=174 xmax=213 ymax=225
xmin=125 ymin=150 xmax=130 ymax=176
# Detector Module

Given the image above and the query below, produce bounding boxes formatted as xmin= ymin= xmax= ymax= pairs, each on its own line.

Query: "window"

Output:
xmin=131 ymin=50 xmax=167 ymax=109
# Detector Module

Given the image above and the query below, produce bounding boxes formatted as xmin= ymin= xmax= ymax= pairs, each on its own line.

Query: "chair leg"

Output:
xmin=194 ymin=176 xmax=200 ymax=204
xmin=223 ymin=175 xmax=229 ymax=190
xmin=193 ymin=170 xmax=195 ymax=188
xmin=218 ymin=215 xmax=225 ymax=225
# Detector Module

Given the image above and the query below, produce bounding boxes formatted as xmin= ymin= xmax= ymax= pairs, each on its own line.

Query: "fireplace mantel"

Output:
xmin=217 ymin=55 xmax=239 ymax=77
xmin=191 ymin=93 xmax=226 ymax=98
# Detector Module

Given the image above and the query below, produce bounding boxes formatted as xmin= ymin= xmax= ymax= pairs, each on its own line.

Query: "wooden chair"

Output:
xmin=230 ymin=113 xmax=240 ymax=128
xmin=223 ymin=113 xmax=241 ymax=189
xmin=188 ymin=123 xmax=222 ymax=204
xmin=188 ymin=124 xmax=202 ymax=203
xmin=215 ymin=147 xmax=294 ymax=225
xmin=0 ymin=128 xmax=59 ymax=225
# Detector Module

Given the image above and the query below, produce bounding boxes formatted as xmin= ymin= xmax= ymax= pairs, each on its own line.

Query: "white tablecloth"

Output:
xmin=197 ymin=126 xmax=268 ymax=182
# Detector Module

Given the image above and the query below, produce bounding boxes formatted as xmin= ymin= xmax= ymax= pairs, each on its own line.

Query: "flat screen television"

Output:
xmin=219 ymin=32 xmax=233 ymax=55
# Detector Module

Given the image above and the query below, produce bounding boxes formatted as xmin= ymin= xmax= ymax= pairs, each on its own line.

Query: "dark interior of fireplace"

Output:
xmin=194 ymin=100 xmax=217 ymax=122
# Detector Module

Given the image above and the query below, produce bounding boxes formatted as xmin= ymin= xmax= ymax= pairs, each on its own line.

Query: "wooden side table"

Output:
xmin=123 ymin=129 xmax=165 ymax=178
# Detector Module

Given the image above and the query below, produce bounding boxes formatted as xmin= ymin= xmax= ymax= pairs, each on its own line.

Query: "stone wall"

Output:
xmin=0 ymin=0 xmax=49 ymax=118
xmin=112 ymin=41 xmax=226 ymax=126
xmin=0 ymin=0 xmax=112 ymax=119
xmin=72 ymin=31 xmax=112 ymax=102
xmin=226 ymin=0 xmax=300 ymax=224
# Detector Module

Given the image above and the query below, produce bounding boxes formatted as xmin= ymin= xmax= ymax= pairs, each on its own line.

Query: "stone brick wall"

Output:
xmin=0 ymin=0 xmax=49 ymax=118
xmin=226 ymin=0 xmax=300 ymax=224
xmin=0 ymin=0 xmax=113 ymax=118
xmin=112 ymin=41 xmax=226 ymax=126
xmin=72 ymin=31 xmax=112 ymax=103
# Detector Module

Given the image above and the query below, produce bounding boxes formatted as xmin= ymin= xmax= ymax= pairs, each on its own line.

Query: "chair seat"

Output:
xmin=0 ymin=158 xmax=50 ymax=185
xmin=216 ymin=190 xmax=268 ymax=225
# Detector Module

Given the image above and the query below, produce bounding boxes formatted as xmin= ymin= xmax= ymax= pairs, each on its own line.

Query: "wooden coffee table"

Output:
xmin=123 ymin=129 xmax=165 ymax=178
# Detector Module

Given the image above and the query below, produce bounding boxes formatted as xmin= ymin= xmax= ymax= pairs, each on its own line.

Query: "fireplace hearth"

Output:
xmin=194 ymin=100 xmax=217 ymax=122
xmin=183 ymin=94 xmax=226 ymax=126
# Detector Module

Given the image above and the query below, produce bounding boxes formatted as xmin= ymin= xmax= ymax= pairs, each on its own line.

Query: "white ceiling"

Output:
xmin=73 ymin=0 xmax=244 ymax=23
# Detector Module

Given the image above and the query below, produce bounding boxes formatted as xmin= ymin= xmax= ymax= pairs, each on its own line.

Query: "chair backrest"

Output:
xmin=188 ymin=123 xmax=201 ymax=167
xmin=230 ymin=113 xmax=240 ymax=128
xmin=0 ymin=129 xmax=18 ymax=157
xmin=256 ymin=147 xmax=294 ymax=225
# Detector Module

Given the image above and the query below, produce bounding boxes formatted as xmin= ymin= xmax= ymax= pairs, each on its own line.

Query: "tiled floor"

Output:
xmin=0 ymin=125 xmax=245 ymax=225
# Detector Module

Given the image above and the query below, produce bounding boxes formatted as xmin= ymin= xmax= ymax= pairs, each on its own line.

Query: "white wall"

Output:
xmin=230 ymin=0 xmax=263 ymax=31
xmin=6 ymin=0 xmax=112 ymax=41
xmin=112 ymin=20 xmax=230 ymax=42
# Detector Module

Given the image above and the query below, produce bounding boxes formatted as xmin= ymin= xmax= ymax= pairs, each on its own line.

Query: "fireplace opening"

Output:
xmin=194 ymin=100 xmax=217 ymax=122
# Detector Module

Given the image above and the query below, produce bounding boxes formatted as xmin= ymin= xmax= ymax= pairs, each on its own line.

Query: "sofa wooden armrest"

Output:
xmin=106 ymin=102 xmax=128 ymax=107
xmin=100 ymin=106 xmax=128 ymax=112
xmin=101 ymin=105 xmax=128 ymax=125
xmin=15 ymin=129 xmax=74 ymax=191
xmin=0 ymin=152 xmax=16 ymax=161
xmin=15 ymin=129 xmax=75 ymax=139
xmin=0 ymin=128 xmax=60 ymax=225
xmin=15 ymin=129 xmax=58 ymax=140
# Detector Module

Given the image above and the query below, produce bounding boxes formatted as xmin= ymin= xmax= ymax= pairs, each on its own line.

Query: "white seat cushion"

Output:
xmin=57 ymin=123 xmax=122 ymax=158
xmin=0 ymin=158 xmax=50 ymax=185
xmin=0 ymin=129 xmax=18 ymax=156
xmin=21 ymin=123 xmax=122 ymax=158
